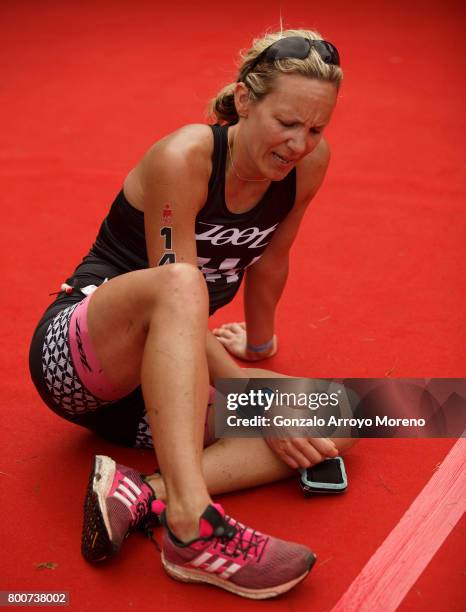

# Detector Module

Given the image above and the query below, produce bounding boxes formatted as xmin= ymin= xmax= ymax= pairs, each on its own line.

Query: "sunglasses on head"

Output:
xmin=239 ymin=36 xmax=340 ymax=82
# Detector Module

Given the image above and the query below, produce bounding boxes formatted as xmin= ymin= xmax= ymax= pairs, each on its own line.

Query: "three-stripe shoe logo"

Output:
xmin=113 ymin=477 xmax=142 ymax=510
xmin=189 ymin=551 xmax=242 ymax=579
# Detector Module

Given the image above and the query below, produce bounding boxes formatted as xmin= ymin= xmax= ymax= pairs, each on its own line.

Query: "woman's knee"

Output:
xmin=127 ymin=263 xmax=209 ymax=327
xmin=141 ymin=263 xmax=208 ymax=315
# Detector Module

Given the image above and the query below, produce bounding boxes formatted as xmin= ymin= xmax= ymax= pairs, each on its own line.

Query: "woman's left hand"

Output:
xmin=212 ymin=322 xmax=277 ymax=361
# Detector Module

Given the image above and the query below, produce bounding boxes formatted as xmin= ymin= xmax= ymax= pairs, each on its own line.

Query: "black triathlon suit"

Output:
xmin=29 ymin=124 xmax=297 ymax=448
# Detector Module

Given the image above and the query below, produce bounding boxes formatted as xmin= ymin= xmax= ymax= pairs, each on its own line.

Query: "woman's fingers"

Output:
xmin=271 ymin=441 xmax=302 ymax=469
xmin=213 ymin=322 xmax=246 ymax=333
xmin=292 ymin=439 xmax=324 ymax=466
xmin=229 ymin=322 xmax=245 ymax=333
xmin=282 ymin=455 xmax=299 ymax=469
xmin=308 ymin=437 xmax=339 ymax=458
xmin=266 ymin=437 xmax=327 ymax=470
xmin=213 ymin=328 xmax=234 ymax=339
xmin=279 ymin=439 xmax=322 ymax=469
xmin=267 ymin=437 xmax=337 ymax=470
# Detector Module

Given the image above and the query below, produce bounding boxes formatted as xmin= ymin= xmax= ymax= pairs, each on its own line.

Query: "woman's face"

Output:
xmin=237 ymin=73 xmax=338 ymax=180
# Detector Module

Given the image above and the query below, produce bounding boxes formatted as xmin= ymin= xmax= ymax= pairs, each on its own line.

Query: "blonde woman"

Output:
xmin=29 ymin=30 xmax=348 ymax=598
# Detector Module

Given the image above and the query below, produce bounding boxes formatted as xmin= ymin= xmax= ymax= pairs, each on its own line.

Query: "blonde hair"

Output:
xmin=210 ymin=29 xmax=343 ymax=124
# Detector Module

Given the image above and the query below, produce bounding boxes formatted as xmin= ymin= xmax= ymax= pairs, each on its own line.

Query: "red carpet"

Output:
xmin=1 ymin=1 xmax=465 ymax=610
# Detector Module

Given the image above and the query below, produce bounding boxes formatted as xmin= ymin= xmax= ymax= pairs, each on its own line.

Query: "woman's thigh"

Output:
xmin=85 ymin=263 xmax=208 ymax=396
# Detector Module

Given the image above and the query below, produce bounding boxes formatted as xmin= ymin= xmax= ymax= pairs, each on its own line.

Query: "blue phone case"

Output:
xmin=299 ymin=457 xmax=348 ymax=494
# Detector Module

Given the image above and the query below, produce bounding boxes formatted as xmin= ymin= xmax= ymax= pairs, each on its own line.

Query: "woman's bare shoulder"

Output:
xmin=146 ymin=123 xmax=214 ymax=163
xmin=126 ymin=124 xmax=214 ymax=209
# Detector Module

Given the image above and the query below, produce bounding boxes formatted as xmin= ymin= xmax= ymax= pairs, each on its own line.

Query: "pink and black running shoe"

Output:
xmin=161 ymin=503 xmax=316 ymax=599
xmin=81 ymin=455 xmax=165 ymax=562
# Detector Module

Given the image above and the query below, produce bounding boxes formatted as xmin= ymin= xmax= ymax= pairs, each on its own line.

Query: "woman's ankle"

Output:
xmin=145 ymin=473 xmax=166 ymax=501
xmin=166 ymin=499 xmax=211 ymax=543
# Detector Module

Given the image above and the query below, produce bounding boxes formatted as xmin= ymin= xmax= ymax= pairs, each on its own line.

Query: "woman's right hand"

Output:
xmin=265 ymin=436 xmax=339 ymax=470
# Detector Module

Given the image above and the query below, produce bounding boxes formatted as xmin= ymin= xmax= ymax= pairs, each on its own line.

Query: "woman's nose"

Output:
xmin=287 ymin=130 xmax=308 ymax=156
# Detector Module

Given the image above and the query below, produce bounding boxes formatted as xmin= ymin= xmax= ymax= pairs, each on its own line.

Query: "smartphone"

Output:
xmin=299 ymin=457 xmax=348 ymax=495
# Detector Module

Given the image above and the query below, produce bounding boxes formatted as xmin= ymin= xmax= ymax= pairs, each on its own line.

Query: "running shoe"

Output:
xmin=161 ymin=503 xmax=316 ymax=599
xmin=81 ymin=455 xmax=165 ymax=562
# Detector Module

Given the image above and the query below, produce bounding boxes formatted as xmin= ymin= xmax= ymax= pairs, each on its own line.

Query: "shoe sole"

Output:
xmin=161 ymin=551 xmax=316 ymax=599
xmin=81 ymin=455 xmax=118 ymax=562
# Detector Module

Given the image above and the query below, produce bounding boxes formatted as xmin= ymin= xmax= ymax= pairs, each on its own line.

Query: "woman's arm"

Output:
xmin=243 ymin=253 xmax=288 ymax=358
xmin=140 ymin=124 xmax=212 ymax=268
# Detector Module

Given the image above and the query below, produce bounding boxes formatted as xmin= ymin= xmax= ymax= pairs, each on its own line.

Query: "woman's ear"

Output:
xmin=233 ymin=82 xmax=250 ymax=118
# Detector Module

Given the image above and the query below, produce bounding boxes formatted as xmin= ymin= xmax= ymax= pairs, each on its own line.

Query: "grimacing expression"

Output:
xmin=240 ymin=74 xmax=338 ymax=179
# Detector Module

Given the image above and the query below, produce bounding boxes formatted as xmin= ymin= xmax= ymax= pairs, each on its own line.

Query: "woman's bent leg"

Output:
xmin=86 ymin=263 xmax=211 ymax=541
xmin=79 ymin=284 xmax=320 ymax=595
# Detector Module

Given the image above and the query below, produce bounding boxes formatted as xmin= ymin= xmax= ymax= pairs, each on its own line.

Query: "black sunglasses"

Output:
xmin=239 ymin=36 xmax=340 ymax=82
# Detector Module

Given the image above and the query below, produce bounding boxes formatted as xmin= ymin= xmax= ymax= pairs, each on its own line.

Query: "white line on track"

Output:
xmin=331 ymin=437 xmax=466 ymax=612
